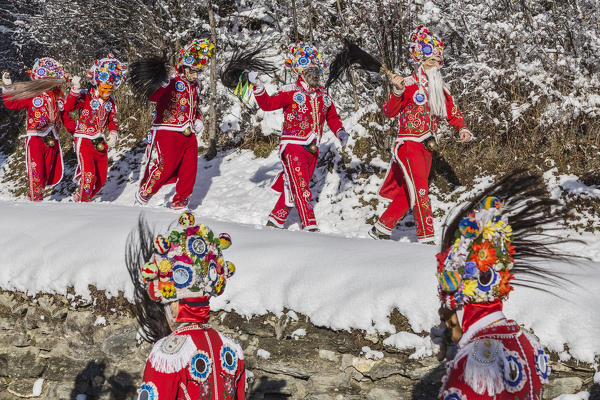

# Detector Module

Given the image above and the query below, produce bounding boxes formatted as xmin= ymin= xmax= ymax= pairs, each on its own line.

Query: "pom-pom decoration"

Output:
xmin=219 ymin=233 xmax=232 ymax=250
xmin=458 ymin=217 xmax=480 ymax=238
xmin=153 ymin=235 xmax=170 ymax=254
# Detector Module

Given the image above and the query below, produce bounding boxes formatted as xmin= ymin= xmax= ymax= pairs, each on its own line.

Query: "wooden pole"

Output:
xmin=205 ymin=0 xmax=218 ymax=160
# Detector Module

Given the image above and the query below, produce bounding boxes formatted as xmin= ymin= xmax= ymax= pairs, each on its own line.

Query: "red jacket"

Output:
xmin=2 ymin=89 xmax=75 ymax=135
xmin=139 ymin=323 xmax=245 ymax=400
xmin=64 ymin=88 xmax=118 ymax=140
xmin=439 ymin=302 xmax=548 ymax=400
xmin=383 ymin=69 xmax=467 ymax=142
xmin=149 ymin=73 xmax=202 ymax=132
xmin=253 ymin=78 xmax=344 ymax=145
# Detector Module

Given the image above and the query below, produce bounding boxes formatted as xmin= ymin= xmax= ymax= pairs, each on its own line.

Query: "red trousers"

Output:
xmin=25 ymin=135 xmax=62 ymax=201
xmin=74 ymin=137 xmax=108 ymax=202
xmin=378 ymin=140 xmax=434 ymax=240
xmin=269 ymin=144 xmax=318 ymax=230
xmin=138 ymin=129 xmax=198 ymax=203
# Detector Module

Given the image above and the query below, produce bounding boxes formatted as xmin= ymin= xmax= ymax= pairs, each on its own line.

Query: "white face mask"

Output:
xmin=424 ymin=66 xmax=447 ymax=119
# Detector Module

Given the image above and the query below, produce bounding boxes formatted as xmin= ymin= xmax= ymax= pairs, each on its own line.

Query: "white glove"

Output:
xmin=71 ymin=75 xmax=81 ymax=91
xmin=194 ymin=119 xmax=204 ymax=135
xmin=337 ymin=129 xmax=349 ymax=147
xmin=106 ymin=131 xmax=118 ymax=149
xmin=248 ymin=71 xmax=263 ymax=91
xmin=248 ymin=71 xmax=259 ymax=84
xmin=2 ymin=72 xmax=12 ymax=86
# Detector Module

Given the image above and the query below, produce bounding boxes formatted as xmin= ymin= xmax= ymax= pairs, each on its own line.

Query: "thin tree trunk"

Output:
xmin=291 ymin=0 xmax=299 ymax=41
xmin=205 ymin=0 xmax=218 ymax=160
xmin=335 ymin=0 xmax=359 ymax=111
xmin=307 ymin=0 xmax=315 ymax=43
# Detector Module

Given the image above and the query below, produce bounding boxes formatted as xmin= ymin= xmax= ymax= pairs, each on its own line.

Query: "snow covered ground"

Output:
xmin=0 ymin=196 xmax=598 ymax=366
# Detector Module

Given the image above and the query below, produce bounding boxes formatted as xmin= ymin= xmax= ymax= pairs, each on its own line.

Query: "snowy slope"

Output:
xmin=0 ymin=200 xmax=599 ymax=363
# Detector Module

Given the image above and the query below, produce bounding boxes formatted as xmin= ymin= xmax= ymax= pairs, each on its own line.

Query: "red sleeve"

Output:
xmin=325 ymin=102 xmax=344 ymax=136
xmin=61 ymin=108 xmax=76 ymax=134
xmin=63 ymin=89 xmax=84 ymax=113
xmin=236 ymin=358 xmax=246 ymax=400
xmin=253 ymin=87 xmax=294 ymax=111
xmin=149 ymin=80 xmax=172 ymax=103
xmin=139 ymin=358 xmax=181 ymax=399
xmin=444 ymin=88 xmax=467 ymax=133
xmin=2 ymin=92 xmax=31 ymax=110
xmin=108 ymin=99 xmax=119 ymax=134
xmin=382 ymin=90 xmax=410 ymax=118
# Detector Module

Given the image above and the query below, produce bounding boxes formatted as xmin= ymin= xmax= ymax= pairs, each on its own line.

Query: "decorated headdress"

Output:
xmin=409 ymin=24 xmax=444 ymax=65
xmin=127 ymin=212 xmax=236 ymax=342
xmin=285 ymin=41 xmax=326 ymax=75
xmin=140 ymin=211 xmax=234 ymax=303
xmin=436 ymin=170 xmax=581 ymax=311
xmin=178 ymin=38 xmax=216 ymax=70
xmin=28 ymin=57 xmax=68 ymax=80
xmin=87 ymin=53 xmax=127 ymax=89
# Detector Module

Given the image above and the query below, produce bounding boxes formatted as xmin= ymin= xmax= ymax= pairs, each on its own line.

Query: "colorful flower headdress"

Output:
xmin=87 ymin=53 xmax=127 ymax=89
xmin=285 ymin=41 xmax=326 ymax=75
xmin=140 ymin=211 xmax=235 ymax=303
xmin=437 ymin=196 xmax=516 ymax=310
xmin=409 ymin=24 xmax=444 ymax=65
xmin=178 ymin=38 xmax=216 ymax=70
xmin=28 ymin=57 xmax=68 ymax=80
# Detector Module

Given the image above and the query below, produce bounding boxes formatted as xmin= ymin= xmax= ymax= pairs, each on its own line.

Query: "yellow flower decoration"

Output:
xmin=198 ymin=224 xmax=209 ymax=237
xmin=160 ymin=284 xmax=176 ymax=299
xmin=482 ymin=221 xmax=497 ymax=241
xmin=158 ymin=259 xmax=173 ymax=274
xmin=453 ymin=237 xmax=461 ymax=251
xmin=462 ymin=279 xmax=478 ymax=296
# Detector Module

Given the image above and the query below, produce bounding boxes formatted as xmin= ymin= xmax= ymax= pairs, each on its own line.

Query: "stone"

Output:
xmin=318 ymin=349 xmax=340 ymax=364
xmin=351 ymin=357 xmax=376 ymax=374
xmin=366 ymin=387 xmax=403 ymax=400
xmin=307 ymin=372 xmax=348 ymax=391
xmin=366 ymin=360 xmax=406 ymax=380
xmin=4 ymin=349 xmax=46 ymax=379
xmin=543 ymin=376 xmax=584 ymax=399
xmin=364 ymin=333 xmax=380 ymax=344
xmin=7 ymin=378 xmax=45 ymax=398
xmin=64 ymin=311 xmax=95 ymax=342
xmin=101 ymin=328 xmax=138 ymax=359
xmin=41 ymin=356 xmax=90 ymax=381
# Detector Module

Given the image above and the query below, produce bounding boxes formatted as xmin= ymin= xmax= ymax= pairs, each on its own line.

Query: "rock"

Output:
xmin=364 ymin=333 xmax=380 ymax=344
xmin=543 ymin=376 xmax=584 ymax=399
xmin=11 ymin=332 xmax=32 ymax=348
xmin=307 ymin=372 xmax=348 ymax=391
xmin=7 ymin=378 xmax=45 ymax=398
xmin=351 ymin=357 xmax=376 ymax=374
xmin=366 ymin=387 xmax=403 ymax=400
xmin=367 ymin=360 xmax=406 ymax=380
xmin=64 ymin=311 xmax=95 ymax=342
xmin=24 ymin=308 xmax=39 ymax=330
xmin=41 ymin=356 xmax=90 ymax=381
xmin=3 ymin=349 xmax=46 ymax=379
xmin=319 ymin=349 xmax=340 ymax=364
xmin=101 ymin=327 xmax=138 ymax=359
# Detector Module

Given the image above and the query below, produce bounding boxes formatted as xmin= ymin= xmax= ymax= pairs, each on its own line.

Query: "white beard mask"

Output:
xmin=424 ymin=66 xmax=447 ymax=119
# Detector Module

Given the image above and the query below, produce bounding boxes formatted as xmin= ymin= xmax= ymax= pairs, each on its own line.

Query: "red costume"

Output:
xmin=2 ymin=89 xmax=74 ymax=201
xmin=254 ymin=78 xmax=344 ymax=230
xmin=138 ymin=72 xmax=202 ymax=207
xmin=439 ymin=301 xmax=548 ymax=400
xmin=65 ymin=87 xmax=119 ymax=202
xmin=139 ymin=319 xmax=246 ymax=400
xmin=376 ymin=68 xmax=469 ymax=241
xmin=132 ymin=211 xmax=244 ymax=399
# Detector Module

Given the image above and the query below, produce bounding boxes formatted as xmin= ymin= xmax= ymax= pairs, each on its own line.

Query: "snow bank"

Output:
xmin=0 ymin=200 xmax=599 ymax=363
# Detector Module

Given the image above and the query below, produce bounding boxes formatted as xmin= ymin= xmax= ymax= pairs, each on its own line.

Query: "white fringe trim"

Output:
xmin=148 ymin=334 xmax=197 ymax=373
xmin=454 ymin=338 xmax=507 ymax=396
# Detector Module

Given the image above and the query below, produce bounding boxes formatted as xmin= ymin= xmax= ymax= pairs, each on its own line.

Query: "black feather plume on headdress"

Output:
xmin=128 ymin=57 xmax=169 ymax=100
xmin=440 ymin=169 xmax=586 ymax=293
xmin=126 ymin=215 xmax=172 ymax=343
xmin=326 ymin=39 xmax=386 ymax=88
xmin=220 ymin=47 xmax=277 ymax=90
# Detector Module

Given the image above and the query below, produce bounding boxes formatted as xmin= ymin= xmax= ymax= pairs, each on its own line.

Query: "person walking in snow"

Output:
xmin=64 ymin=54 xmax=127 ymax=202
xmin=248 ymin=42 xmax=349 ymax=231
xmin=126 ymin=211 xmax=245 ymax=399
xmin=134 ymin=39 xmax=214 ymax=210
xmin=431 ymin=171 xmax=564 ymax=399
xmin=369 ymin=25 xmax=473 ymax=243
xmin=1 ymin=58 xmax=75 ymax=201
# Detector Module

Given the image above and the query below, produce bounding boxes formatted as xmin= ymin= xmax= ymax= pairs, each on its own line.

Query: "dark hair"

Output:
xmin=125 ymin=215 xmax=172 ymax=343
xmin=440 ymin=169 xmax=586 ymax=292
